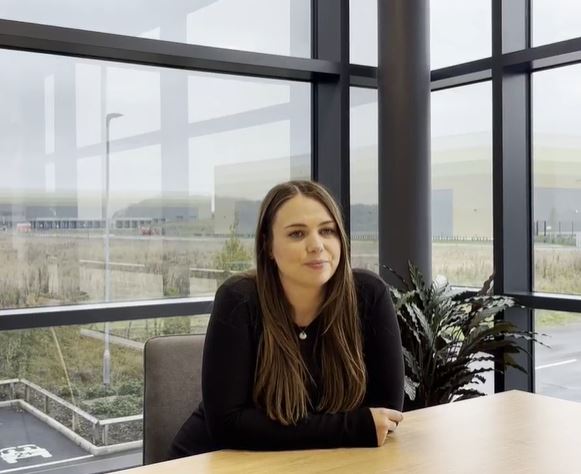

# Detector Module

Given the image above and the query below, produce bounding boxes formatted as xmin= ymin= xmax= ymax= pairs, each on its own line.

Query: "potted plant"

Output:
xmin=383 ymin=263 xmax=546 ymax=410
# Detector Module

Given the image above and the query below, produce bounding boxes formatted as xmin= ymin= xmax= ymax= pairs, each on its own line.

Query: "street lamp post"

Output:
xmin=103 ymin=112 xmax=123 ymax=387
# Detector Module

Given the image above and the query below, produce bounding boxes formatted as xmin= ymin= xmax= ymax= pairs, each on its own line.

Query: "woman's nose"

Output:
xmin=307 ymin=235 xmax=324 ymax=253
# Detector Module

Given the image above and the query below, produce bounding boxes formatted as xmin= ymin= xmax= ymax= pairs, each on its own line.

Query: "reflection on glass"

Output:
xmin=535 ymin=310 xmax=581 ymax=403
xmin=0 ymin=0 xmax=310 ymax=57
xmin=533 ymin=0 xmax=581 ymax=47
xmin=0 ymin=49 xmax=310 ymax=310
xmin=0 ymin=316 xmax=209 ymax=472
xmin=430 ymin=0 xmax=491 ymax=69
xmin=350 ymin=88 xmax=379 ymax=273
xmin=431 ymin=82 xmax=493 ymax=287
xmin=532 ymin=66 xmax=581 ymax=295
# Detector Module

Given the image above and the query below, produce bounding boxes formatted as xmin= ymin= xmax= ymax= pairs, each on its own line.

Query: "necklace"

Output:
xmin=297 ymin=322 xmax=312 ymax=340
xmin=296 ymin=316 xmax=319 ymax=341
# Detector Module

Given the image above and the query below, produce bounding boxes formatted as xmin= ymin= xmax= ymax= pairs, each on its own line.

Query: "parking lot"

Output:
xmin=0 ymin=406 xmax=92 ymax=472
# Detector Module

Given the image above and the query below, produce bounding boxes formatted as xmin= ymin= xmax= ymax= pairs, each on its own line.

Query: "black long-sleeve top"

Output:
xmin=168 ymin=268 xmax=404 ymax=458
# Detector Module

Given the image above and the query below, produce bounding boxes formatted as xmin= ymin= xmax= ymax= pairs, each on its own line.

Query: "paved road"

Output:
xmin=535 ymin=323 xmax=581 ymax=403
xmin=467 ymin=322 xmax=581 ymax=402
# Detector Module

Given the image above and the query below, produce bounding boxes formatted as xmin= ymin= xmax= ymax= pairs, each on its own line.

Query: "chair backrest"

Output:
xmin=143 ymin=334 xmax=205 ymax=465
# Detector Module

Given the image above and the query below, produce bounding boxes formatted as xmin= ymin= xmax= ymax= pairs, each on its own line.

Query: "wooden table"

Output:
xmin=117 ymin=390 xmax=581 ymax=473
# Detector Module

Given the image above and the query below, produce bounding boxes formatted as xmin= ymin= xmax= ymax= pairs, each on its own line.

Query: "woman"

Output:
xmin=168 ymin=180 xmax=404 ymax=458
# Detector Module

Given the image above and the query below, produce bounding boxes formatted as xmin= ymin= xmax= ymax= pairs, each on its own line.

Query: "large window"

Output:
xmin=0 ymin=49 xmax=310 ymax=310
xmin=532 ymin=66 xmax=581 ymax=295
xmin=431 ymin=82 xmax=493 ymax=287
xmin=0 ymin=0 xmax=311 ymax=57
xmin=0 ymin=5 xmax=313 ymax=470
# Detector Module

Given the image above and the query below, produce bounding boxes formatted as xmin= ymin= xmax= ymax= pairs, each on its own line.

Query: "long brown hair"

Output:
xmin=252 ymin=180 xmax=366 ymax=425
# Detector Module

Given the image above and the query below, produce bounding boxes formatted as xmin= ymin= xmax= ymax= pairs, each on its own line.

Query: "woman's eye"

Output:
xmin=288 ymin=228 xmax=335 ymax=239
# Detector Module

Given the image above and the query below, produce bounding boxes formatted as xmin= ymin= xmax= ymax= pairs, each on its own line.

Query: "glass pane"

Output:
xmin=350 ymin=88 xmax=378 ymax=273
xmin=431 ymin=82 xmax=493 ymax=287
xmin=533 ymin=0 xmax=581 ymax=47
xmin=532 ymin=66 xmax=581 ymax=295
xmin=0 ymin=316 xmax=207 ymax=472
xmin=350 ymin=0 xmax=377 ymax=66
xmin=535 ymin=310 xmax=581 ymax=403
xmin=431 ymin=0 xmax=491 ymax=70
xmin=0 ymin=0 xmax=310 ymax=57
xmin=0 ymin=49 xmax=311 ymax=310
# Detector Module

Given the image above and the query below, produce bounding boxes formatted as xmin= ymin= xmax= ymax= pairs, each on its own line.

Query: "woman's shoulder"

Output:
xmin=216 ymin=271 xmax=258 ymax=304
xmin=352 ymin=268 xmax=388 ymax=296
xmin=352 ymin=269 xmax=394 ymax=325
xmin=210 ymin=272 xmax=260 ymax=328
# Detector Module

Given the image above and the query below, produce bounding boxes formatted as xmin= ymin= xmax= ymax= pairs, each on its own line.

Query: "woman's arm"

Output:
xmin=202 ymin=282 xmax=377 ymax=451
xmin=361 ymin=275 xmax=405 ymax=411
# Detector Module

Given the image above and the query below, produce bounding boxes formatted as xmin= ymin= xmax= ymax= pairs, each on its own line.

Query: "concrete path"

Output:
xmin=79 ymin=329 xmax=144 ymax=351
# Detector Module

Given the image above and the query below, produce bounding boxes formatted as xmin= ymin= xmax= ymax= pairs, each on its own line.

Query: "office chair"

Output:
xmin=142 ymin=334 xmax=205 ymax=465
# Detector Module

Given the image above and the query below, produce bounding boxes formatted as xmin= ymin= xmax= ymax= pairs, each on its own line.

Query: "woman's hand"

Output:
xmin=369 ymin=407 xmax=404 ymax=446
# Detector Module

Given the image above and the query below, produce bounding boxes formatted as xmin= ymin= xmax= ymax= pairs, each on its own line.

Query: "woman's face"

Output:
xmin=270 ymin=194 xmax=341 ymax=292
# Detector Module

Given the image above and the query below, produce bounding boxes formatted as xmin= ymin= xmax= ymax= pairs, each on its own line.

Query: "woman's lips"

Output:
xmin=305 ymin=261 xmax=327 ymax=270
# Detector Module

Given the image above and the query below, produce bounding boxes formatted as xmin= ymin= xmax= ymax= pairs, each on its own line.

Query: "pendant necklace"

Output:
xmin=296 ymin=316 xmax=318 ymax=341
